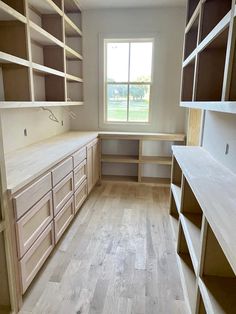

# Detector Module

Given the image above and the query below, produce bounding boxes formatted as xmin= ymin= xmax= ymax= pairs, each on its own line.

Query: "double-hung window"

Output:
xmin=104 ymin=38 xmax=154 ymax=123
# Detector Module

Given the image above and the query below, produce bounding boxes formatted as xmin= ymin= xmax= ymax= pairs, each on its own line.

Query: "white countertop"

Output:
xmin=5 ymin=132 xmax=98 ymax=194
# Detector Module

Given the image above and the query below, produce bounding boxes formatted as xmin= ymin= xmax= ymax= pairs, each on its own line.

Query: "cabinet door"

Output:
xmin=87 ymin=145 xmax=93 ymax=194
xmin=92 ymin=140 xmax=100 ymax=186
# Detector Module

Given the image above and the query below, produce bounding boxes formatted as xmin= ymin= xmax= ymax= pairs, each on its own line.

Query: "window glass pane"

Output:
xmin=107 ymin=84 xmax=128 ymax=121
xmin=130 ymin=42 xmax=153 ymax=82
xmin=107 ymin=43 xmax=129 ymax=82
xmin=129 ymin=84 xmax=150 ymax=122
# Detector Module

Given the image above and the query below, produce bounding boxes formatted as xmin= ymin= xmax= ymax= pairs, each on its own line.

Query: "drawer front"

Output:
xmin=52 ymin=157 xmax=73 ymax=187
xmin=74 ymin=180 xmax=87 ymax=214
xmin=13 ymin=173 xmax=52 ymax=220
xmin=16 ymin=192 xmax=53 ymax=259
xmin=74 ymin=160 xmax=87 ymax=191
xmin=20 ymin=222 xmax=54 ymax=293
xmin=73 ymin=147 xmax=86 ymax=168
xmin=54 ymin=197 xmax=74 ymax=243
xmin=53 ymin=172 xmax=73 ymax=216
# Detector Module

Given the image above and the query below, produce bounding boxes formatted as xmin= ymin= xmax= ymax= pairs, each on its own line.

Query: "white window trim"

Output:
xmin=98 ymin=33 xmax=157 ymax=129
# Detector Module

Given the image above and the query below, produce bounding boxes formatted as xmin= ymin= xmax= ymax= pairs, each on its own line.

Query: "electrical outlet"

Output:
xmin=24 ymin=128 xmax=28 ymax=136
xmin=225 ymin=143 xmax=229 ymax=155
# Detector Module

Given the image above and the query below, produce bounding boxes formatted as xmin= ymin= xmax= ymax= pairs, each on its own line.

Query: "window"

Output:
xmin=104 ymin=39 xmax=154 ymax=123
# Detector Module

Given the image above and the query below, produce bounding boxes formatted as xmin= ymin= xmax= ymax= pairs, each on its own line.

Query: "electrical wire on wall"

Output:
xmin=41 ymin=107 xmax=59 ymax=123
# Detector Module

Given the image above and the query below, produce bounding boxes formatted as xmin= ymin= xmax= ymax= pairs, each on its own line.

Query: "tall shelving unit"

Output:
xmin=170 ymin=146 xmax=236 ymax=314
xmin=180 ymin=0 xmax=236 ymax=145
xmin=0 ymin=0 xmax=83 ymax=108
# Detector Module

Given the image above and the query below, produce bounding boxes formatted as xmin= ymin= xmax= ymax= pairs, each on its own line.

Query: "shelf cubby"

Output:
xmin=64 ymin=0 xmax=80 ymax=14
xmin=196 ymin=27 xmax=229 ymax=101
xmin=28 ymin=6 xmax=63 ymax=42
xmin=229 ymin=21 xmax=236 ymax=101
xmin=27 ymin=0 xmax=62 ymax=15
xmin=186 ymin=0 xmax=200 ymax=23
xmin=0 ymin=20 xmax=28 ymax=59
xmin=181 ymin=178 xmax=203 ymax=272
xmin=169 ymin=191 xmax=179 ymax=241
xmin=181 ymin=58 xmax=195 ymax=101
xmin=66 ymin=57 xmax=82 ymax=78
xmin=31 ymin=42 xmax=64 ymax=73
xmin=33 ymin=70 xmax=65 ymax=101
xmin=184 ymin=14 xmax=199 ymax=60
xmin=177 ymin=224 xmax=197 ymax=314
xmin=65 ymin=36 xmax=82 ymax=56
xmin=1 ymin=0 xmax=25 ymax=15
xmin=102 ymin=162 xmax=139 ymax=183
xmin=199 ymin=224 xmax=236 ymax=314
xmin=0 ymin=64 xmax=31 ymax=101
xmin=200 ymin=0 xmax=232 ymax=42
xmin=66 ymin=79 xmax=83 ymax=102
xmin=171 ymin=156 xmax=182 ymax=188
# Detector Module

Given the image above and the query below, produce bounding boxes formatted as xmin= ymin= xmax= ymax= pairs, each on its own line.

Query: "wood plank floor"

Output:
xmin=20 ymin=183 xmax=186 ymax=314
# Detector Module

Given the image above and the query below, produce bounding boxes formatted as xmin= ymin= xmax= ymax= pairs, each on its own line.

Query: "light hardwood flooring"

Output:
xmin=20 ymin=183 xmax=186 ymax=314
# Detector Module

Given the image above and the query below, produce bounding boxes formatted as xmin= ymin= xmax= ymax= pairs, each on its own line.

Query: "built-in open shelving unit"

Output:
xmin=170 ymin=145 xmax=236 ymax=313
xmin=181 ymin=0 xmax=236 ymax=114
xmin=0 ymin=0 xmax=83 ymax=108
xmin=100 ymin=132 xmax=185 ymax=186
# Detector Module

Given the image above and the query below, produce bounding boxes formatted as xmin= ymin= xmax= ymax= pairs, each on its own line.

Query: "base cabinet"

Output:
xmin=87 ymin=139 xmax=100 ymax=193
xmin=13 ymin=137 xmax=98 ymax=298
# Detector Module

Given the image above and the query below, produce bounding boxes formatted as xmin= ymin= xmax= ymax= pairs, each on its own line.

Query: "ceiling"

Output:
xmin=79 ymin=0 xmax=186 ymax=10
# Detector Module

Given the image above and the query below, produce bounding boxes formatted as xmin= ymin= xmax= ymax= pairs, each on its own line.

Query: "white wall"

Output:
xmin=71 ymin=7 xmax=186 ymax=133
xmin=0 ymin=107 xmax=70 ymax=154
xmin=202 ymin=111 xmax=236 ymax=174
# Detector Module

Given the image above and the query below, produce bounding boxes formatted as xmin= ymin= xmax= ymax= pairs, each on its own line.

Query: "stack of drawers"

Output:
xmin=13 ymin=146 xmax=88 ymax=293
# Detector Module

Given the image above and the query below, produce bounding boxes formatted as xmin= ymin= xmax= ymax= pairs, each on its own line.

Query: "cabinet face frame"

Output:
xmin=15 ymin=191 xmax=53 ymax=259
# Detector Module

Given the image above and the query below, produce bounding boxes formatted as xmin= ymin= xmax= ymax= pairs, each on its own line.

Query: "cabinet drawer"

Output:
xmin=53 ymin=172 xmax=73 ymax=216
xmin=74 ymin=180 xmax=87 ymax=214
xmin=73 ymin=147 xmax=86 ymax=168
xmin=16 ymin=192 xmax=53 ymax=259
xmin=74 ymin=160 xmax=87 ymax=190
xmin=20 ymin=222 xmax=54 ymax=293
xmin=13 ymin=173 xmax=52 ymax=220
xmin=54 ymin=197 xmax=74 ymax=243
xmin=52 ymin=157 xmax=73 ymax=187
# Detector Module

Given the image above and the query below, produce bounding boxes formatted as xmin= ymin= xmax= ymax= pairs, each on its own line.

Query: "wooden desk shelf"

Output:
xmin=0 ymin=0 xmax=84 ymax=108
xmin=170 ymin=146 xmax=236 ymax=313
xmin=100 ymin=132 xmax=185 ymax=186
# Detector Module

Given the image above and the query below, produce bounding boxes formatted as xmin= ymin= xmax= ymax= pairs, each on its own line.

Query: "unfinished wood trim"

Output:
xmin=0 ymin=220 xmax=5 ymax=233
xmin=221 ymin=7 xmax=236 ymax=100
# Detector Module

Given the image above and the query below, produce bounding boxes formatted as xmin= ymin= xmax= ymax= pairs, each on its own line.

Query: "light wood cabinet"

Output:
xmin=73 ymin=147 xmax=86 ymax=168
xmin=74 ymin=159 xmax=87 ymax=191
xmin=19 ymin=222 xmax=54 ymax=293
xmin=87 ymin=139 xmax=100 ymax=194
xmin=13 ymin=173 xmax=52 ymax=220
xmin=52 ymin=157 xmax=73 ymax=187
xmin=53 ymin=172 xmax=73 ymax=216
xmin=16 ymin=192 xmax=53 ymax=259
xmin=74 ymin=179 xmax=87 ymax=214
xmin=54 ymin=197 xmax=74 ymax=243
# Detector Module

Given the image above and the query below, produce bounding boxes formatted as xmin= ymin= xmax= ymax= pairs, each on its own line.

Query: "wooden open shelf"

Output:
xmin=100 ymin=133 xmax=185 ymax=187
xmin=171 ymin=183 xmax=181 ymax=212
xmin=169 ymin=191 xmax=179 ymax=241
xmin=196 ymin=27 xmax=229 ymax=101
xmin=200 ymin=0 xmax=232 ymax=41
xmin=171 ymin=146 xmax=236 ymax=313
xmin=184 ymin=13 xmax=199 ymax=60
xmin=101 ymin=175 xmax=138 ymax=183
xmin=181 ymin=58 xmax=195 ymax=101
xmin=181 ymin=0 xmax=236 ymax=114
xmin=177 ymin=223 xmax=197 ymax=314
xmin=0 ymin=0 xmax=83 ymax=108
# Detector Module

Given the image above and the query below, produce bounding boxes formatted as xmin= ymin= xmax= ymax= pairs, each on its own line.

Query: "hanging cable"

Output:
xmin=41 ymin=107 xmax=60 ymax=123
